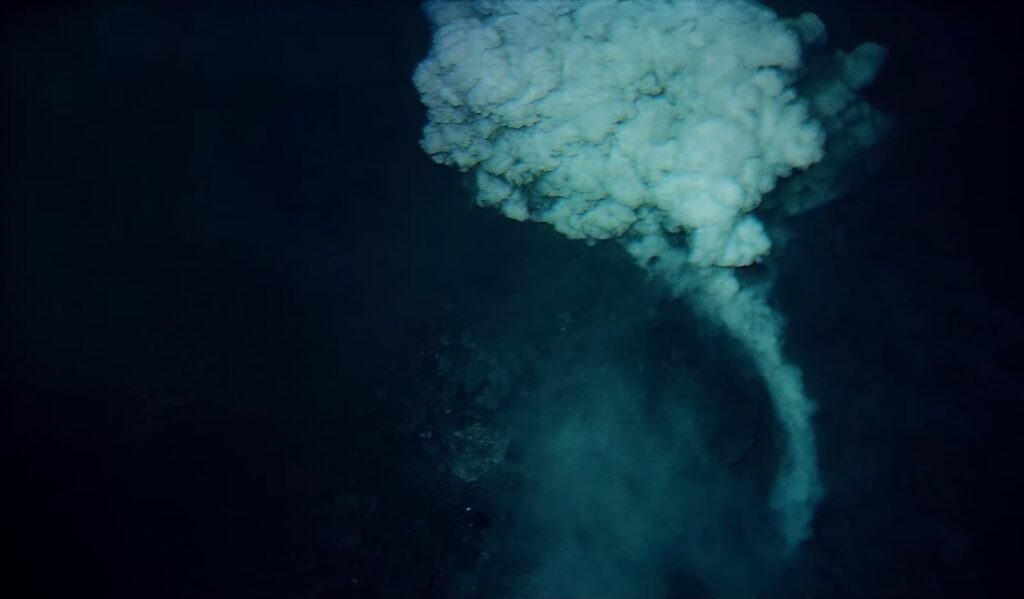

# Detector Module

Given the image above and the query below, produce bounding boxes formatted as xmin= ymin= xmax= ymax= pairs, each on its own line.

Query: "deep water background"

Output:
xmin=2 ymin=1 xmax=1021 ymax=597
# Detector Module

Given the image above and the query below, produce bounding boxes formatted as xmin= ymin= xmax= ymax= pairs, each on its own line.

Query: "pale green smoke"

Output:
xmin=414 ymin=0 xmax=885 ymax=552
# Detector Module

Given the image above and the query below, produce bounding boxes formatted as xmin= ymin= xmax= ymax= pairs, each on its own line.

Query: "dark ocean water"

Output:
xmin=2 ymin=1 xmax=1021 ymax=597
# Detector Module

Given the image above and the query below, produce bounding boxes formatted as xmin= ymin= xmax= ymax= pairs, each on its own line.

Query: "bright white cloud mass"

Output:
xmin=414 ymin=0 xmax=886 ymax=552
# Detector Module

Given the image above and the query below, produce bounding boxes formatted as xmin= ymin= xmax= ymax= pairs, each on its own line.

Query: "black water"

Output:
xmin=3 ymin=2 xmax=1021 ymax=597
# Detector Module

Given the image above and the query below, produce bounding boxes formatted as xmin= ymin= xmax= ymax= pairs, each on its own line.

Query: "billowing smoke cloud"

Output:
xmin=414 ymin=0 xmax=884 ymax=553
